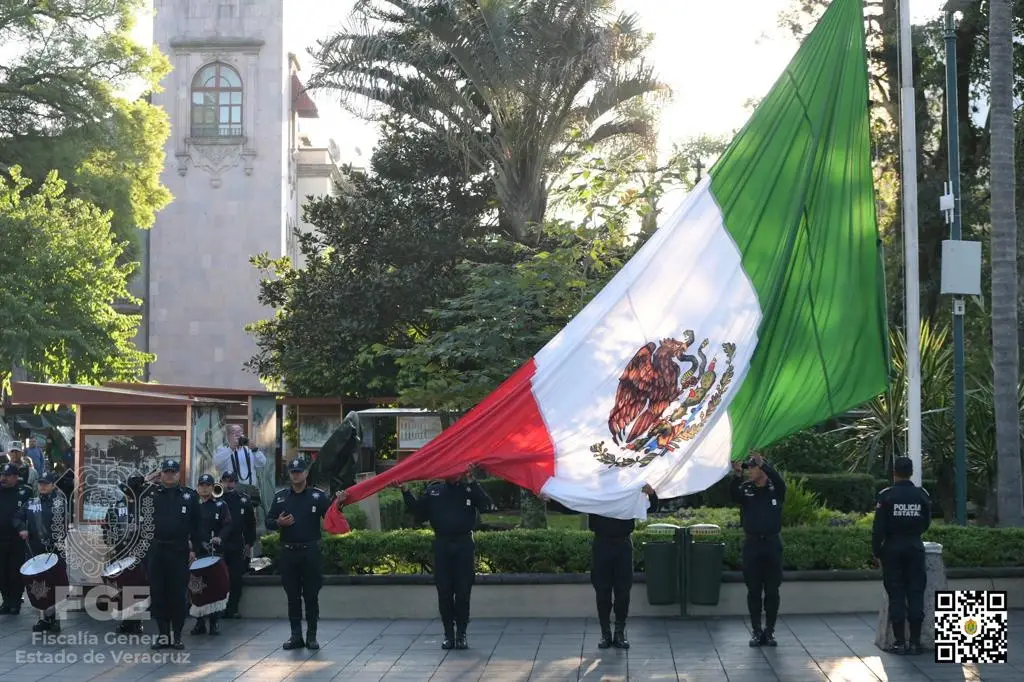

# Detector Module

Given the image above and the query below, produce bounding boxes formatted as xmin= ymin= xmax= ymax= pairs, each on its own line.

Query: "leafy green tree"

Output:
xmin=246 ymin=119 xmax=494 ymax=396
xmin=0 ymin=167 xmax=152 ymax=395
xmin=0 ymin=0 xmax=172 ymax=259
xmin=310 ymin=0 xmax=666 ymax=240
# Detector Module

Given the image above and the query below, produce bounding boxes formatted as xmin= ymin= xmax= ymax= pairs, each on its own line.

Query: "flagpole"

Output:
xmin=898 ymin=0 xmax=923 ymax=486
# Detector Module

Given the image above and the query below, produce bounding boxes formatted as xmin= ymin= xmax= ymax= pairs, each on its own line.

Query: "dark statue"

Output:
xmin=308 ymin=411 xmax=363 ymax=496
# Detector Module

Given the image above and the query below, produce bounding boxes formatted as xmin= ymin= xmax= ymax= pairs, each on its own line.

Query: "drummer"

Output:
xmin=102 ymin=474 xmax=147 ymax=635
xmin=189 ymin=474 xmax=232 ymax=636
xmin=23 ymin=472 xmax=68 ymax=632
xmin=219 ymin=471 xmax=257 ymax=618
xmin=0 ymin=463 xmax=33 ymax=615
xmin=140 ymin=459 xmax=202 ymax=651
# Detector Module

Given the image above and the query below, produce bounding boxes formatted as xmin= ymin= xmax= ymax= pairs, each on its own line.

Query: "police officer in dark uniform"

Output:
xmin=730 ymin=450 xmax=786 ymax=647
xmin=266 ymin=457 xmax=331 ymax=651
xmin=219 ymin=470 xmax=257 ymax=618
xmin=141 ymin=459 xmax=202 ymax=650
xmin=873 ymin=456 xmax=931 ymax=655
xmin=399 ymin=467 xmax=493 ymax=651
xmin=101 ymin=473 xmax=147 ymax=634
xmin=586 ymin=484 xmax=659 ymax=650
xmin=190 ymin=474 xmax=233 ymax=636
xmin=0 ymin=463 xmax=33 ymax=614
xmin=23 ymin=472 xmax=68 ymax=631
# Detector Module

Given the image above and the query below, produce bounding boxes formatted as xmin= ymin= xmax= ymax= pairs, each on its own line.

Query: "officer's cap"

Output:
xmin=288 ymin=457 xmax=307 ymax=473
xmin=39 ymin=472 xmax=58 ymax=484
xmin=197 ymin=474 xmax=215 ymax=486
xmin=160 ymin=459 xmax=180 ymax=472
xmin=0 ymin=463 xmax=17 ymax=476
xmin=220 ymin=470 xmax=237 ymax=482
xmin=893 ymin=456 xmax=914 ymax=477
xmin=127 ymin=474 xmax=145 ymax=488
xmin=7 ymin=440 xmax=24 ymax=453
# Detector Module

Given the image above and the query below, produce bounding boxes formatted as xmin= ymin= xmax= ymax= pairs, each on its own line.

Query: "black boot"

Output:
xmin=208 ymin=616 xmax=220 ymax=636
xmin=305 ymin=621 xmax=319 ymax=650
xmin=50 ymin=616 xmax=60 ymax=633
xmin=32 ymin=618 xmax=51 ymax=632
xmin=885 ymin=619 xmax=906 ymax=654
xmin=152 ymin=623 xmax=170 ymax=650
xmin=190 ymin=618 xmax=206 ymax=636
xmin=598 ymin=628 xmax=613 ymax=649
xmin=171 ymin=627 xmax=185 ymax=650
xmin=908 ymin=620 xmax=923 ymax=655
xmin=749 ymin=622 xmax=765 ymax=647
xmin=441 ymin=623 xmax=455 ymax=650
xmin=760 ymin=628 xmax=777 ymax=647
xmin=455 ymin=629 xmax=468 ymax=650
xmin=283 ymin=621 xmax=305 ymax=650
xmin=613 ymin=625 xmax=630 ymax=650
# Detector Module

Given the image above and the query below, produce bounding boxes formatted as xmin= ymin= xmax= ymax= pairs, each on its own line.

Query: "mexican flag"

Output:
xmin=343 ymin=0 xmax=888 ymax=519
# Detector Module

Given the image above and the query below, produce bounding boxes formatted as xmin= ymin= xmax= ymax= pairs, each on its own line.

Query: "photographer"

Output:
xmin=729 ymin=451 xmax=786 ymax=648
xmin=213 ymin=426 xmax=267 ymax=506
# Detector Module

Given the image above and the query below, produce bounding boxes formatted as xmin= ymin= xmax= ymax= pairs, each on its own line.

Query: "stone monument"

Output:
xmin=875 ymin=542 xmax=947 ymax=650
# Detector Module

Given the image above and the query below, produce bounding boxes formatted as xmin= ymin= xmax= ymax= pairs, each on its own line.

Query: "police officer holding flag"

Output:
xmin=873 ymin=456 xmax=931 ymax=655
xmin=730 ymin=450 xmax=786 ymax=648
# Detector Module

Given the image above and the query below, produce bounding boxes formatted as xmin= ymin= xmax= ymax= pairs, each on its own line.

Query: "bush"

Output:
xmin=259 ymin=525 xmax=1024 ymax=574
xmin=342 ymin=504 xmax=369 ymax=530
xmin=781 ymin=474 xmax=827 ymax=526
xmin=764 ymin=430 xmax=846 ymax=473
xmin=796 ymin=473 xmax=877 ymax=512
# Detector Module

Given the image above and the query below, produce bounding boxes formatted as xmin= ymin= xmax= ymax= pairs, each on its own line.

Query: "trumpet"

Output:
xmin=212 ymin=483 xmax=224 ymax=498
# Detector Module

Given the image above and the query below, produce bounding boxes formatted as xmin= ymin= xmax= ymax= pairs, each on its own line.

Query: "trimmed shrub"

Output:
xmin=259 ymin=525 xmax=1024 ymax=574
xmin=342 ymin=504 xmax=368 ymax=530
xmin=764 ymin=430 xmax=846 ymax=473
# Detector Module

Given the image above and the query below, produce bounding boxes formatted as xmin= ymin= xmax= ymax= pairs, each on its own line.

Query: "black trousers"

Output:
xmin=224 ymin=549 xmax=246 ymax=614
xmin=147 ymin=543 xmax=190 ymax=636
xmin=279 ymin=544 xmax=323 ymax=626
xmin=433 ymin=535 xmax=475 ymax=636
xmin=591 ymin=536 xmax=633 ymax=631
xmin=882 ymin=544 xmax=926 ymax=641
xmin=0 ymin=539 xmax=25 ymax=607
xmin=742 ymin=534 xmax=783 ymax=632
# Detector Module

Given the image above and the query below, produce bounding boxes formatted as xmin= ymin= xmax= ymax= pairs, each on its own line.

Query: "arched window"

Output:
xmin=190 ymin=62 xmax=243 ymax=138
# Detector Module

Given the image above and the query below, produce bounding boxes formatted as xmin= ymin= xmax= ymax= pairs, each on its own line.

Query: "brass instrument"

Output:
xmin=212 ymin=483 xmax=224 ymax=498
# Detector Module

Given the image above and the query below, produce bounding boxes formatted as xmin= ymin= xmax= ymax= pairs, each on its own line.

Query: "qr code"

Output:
xmin=934 ymin=590 xmax=1008 ymax=664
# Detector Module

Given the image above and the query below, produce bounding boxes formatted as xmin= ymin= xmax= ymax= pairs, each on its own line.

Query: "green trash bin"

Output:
xmin=643 ymin=523 xmax=680 ymax=605
xmin=687 ymin=523 xmax=725 ymax=606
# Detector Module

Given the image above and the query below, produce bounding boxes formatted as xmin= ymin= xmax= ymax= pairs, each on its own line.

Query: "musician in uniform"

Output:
xmin=141 ymin=460 xmax=202 ymax=650
xmin=190 ymin=474 xmax=233 ymax=636
xmin=23 ymin=472 xmax=68 ymax=632
xmin=399 ymin=467 xmax=493 ymax=650
xmin=219 ymin=471 xmax=257 ymax=618
xmin=265 ymin=457 xmax=330 ymax=651
xmin=0 ymin=463 xmax=33 ymax=614
xmin=873 ymin=456 xmax=932 ymax=655
xmin=101 ymin=473 xmax=148 ymax=634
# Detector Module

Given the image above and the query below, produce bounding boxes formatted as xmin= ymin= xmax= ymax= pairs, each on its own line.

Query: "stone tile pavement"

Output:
xmin=0 ymin=611 xmax=1020 ymax=681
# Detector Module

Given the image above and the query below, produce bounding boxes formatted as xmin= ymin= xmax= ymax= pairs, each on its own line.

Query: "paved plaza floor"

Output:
xmin=0 ymin=611 xmax=1020 ymax=681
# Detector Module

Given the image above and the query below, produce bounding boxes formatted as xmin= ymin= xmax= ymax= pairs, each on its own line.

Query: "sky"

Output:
xmin=132 ymin=0 xmax=950 ymax=167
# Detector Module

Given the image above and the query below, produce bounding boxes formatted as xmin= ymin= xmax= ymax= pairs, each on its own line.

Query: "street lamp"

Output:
xmin=939 ymin=0 xmax=982 ymax=526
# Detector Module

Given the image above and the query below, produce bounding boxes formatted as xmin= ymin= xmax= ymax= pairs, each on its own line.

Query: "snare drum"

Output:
xmin=188 ymin=555 xmax=230 ymax=618
xmin=20 ymin=553 xmax=68 ymax=612
xmin=102 ymin=556 xmax=149 ymax=620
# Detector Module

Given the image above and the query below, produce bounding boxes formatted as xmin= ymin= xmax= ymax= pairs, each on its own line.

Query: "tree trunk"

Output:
xmin=988 ymin=0 xmax=1024 ymax=527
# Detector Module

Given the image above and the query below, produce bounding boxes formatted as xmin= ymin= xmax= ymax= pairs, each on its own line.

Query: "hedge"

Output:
xmin=259 ymin=525 xmax=1024 ymax=575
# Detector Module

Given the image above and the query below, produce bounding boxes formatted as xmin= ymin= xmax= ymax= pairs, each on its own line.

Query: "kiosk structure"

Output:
xmin=10 ymin=382 xmax=245 ymax=586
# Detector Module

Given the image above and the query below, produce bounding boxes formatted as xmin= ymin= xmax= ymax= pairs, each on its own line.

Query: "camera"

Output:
xmin=238 ymin=435 xmax=249 ymax=447
xmin=740 ymin=458 xmax=759 ymax=470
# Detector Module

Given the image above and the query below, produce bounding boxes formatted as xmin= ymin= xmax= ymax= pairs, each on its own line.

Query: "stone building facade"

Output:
xmin=135 ymin=0 xmax=343 ymax=389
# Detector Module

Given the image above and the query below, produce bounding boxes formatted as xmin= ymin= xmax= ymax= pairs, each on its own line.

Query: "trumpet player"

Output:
xmin=190 ymin=474 xmax=232 ymax=636
xmin=219 ymin=471 xmax=257 ymax=618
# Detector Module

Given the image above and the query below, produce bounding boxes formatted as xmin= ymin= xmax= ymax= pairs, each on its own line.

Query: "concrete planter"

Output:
xmin=238 ymin=567 xmax=1024 ymax=619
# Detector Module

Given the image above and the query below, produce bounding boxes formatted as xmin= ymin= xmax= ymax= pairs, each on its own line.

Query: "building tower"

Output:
xmin=141 ymin=0 xmax=322 ymax=389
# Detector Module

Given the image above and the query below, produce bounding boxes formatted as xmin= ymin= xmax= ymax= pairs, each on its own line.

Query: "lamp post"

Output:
xmin=940 ymin=0 xmax=982 ymax=525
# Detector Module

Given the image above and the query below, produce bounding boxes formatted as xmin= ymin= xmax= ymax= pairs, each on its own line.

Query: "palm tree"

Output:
xmin=988 ymin=0 xmax=1024 ymax=527
xmin=310 ymin=0 xmax=667 ymax=241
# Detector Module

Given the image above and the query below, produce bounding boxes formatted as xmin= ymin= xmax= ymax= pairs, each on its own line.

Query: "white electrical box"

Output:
xmin=940 ymin=240 xmax=982 ymax=296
